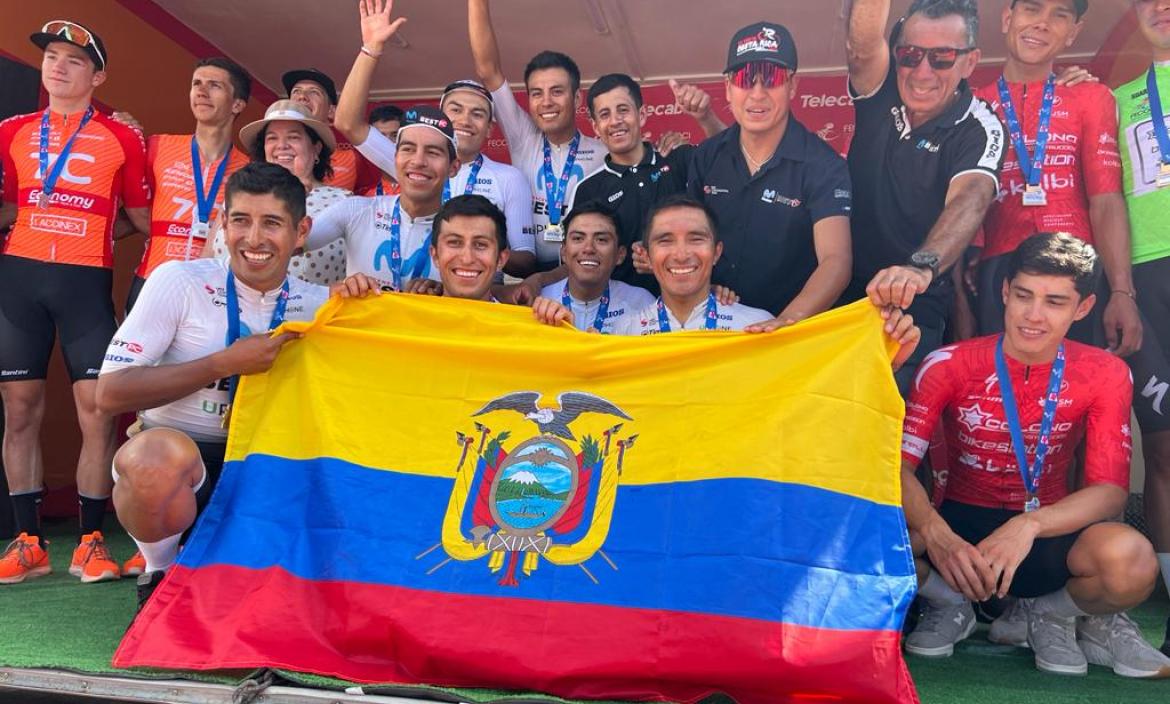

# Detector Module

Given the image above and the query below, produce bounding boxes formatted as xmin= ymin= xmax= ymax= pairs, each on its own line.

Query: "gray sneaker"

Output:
xmin=1026 ymin=597 xmax=1087 ymax=675
xmin=1078 ymin=613 xmax=1170 ymax=679
xmin=988 ymin=598 xmax=1029 ymax=648
xmin=905 ymin=600 xmax=976 ymax=657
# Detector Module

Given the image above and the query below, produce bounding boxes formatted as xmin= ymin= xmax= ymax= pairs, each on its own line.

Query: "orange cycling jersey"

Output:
xmin=137 ymin=134 xmax=249 ymax=278
xmin=0 ymin=109 xmax=150 ymax=268
xmin=323 ymin=130 xmax=382 ymax=195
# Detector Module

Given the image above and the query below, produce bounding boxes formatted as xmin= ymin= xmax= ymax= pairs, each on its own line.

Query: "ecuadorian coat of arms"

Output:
xmin=421 ymin=391 xmax=637 ymax=587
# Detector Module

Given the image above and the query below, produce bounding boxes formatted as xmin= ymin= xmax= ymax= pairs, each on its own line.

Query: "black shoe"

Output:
xmin=1161 ymin=616 xmax=1170 ymax=658
xmin=135 ymin=569 xmax=166 ymax=614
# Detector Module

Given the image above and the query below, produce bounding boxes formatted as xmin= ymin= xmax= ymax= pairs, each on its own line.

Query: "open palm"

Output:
xmin=360 ymin=0 xmax=407 ymax=49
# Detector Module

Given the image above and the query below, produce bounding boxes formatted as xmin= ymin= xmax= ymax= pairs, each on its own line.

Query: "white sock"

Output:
xmin=1033 ymin=587 xmax=1089 ymax=619
xmin=919 ymin=569 xmax=966 ymax=606
xmin=1158 ymin=554 xmax=1170 ymax=593
xmin=131 ymin=533 xmax=182 ymax=573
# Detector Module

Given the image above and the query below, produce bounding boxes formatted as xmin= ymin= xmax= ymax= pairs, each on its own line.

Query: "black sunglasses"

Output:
xmin=894 ymin=45 xmax=976 ymax=70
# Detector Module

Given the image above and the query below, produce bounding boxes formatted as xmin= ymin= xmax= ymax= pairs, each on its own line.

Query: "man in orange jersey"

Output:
xmin=128 ymin=58 xmax=253 ymax=312
xmin=282 ymin=68 xmax=383 ymax=195
xmin=0 ymin=21 xmax=150 ymax=585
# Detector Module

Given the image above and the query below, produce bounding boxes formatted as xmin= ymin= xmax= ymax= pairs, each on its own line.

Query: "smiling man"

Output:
xmin=306 ymin=106 xmax=458 ymax=291
xmin=333 ymin=0 xmax=536 ymax=278
xmin=429 ymin=195 xmax=510 ymax=301
xmin=971 ymin=0 xmax=1140 ymax=357
xmin=900 ymin=232 xmax=1169 ymax=678
xmin=95 ymin=162 xmax=377 ymax=612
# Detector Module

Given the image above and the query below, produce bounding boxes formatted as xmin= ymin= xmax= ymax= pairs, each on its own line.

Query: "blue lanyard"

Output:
xmin=997 ymin=74 xmax=1055 ymax=188
xmin=994 ymin=335 xmax=1065 ymax=507
xmin=38 ymin=106 xmax=94 ymax=200
xmin=656 ymin=293 xmax=718 ymax=333
xmin=1147 ymin=66 xmax=1170 ymax=167
xmin=562 ymin=282 xmax=610 ymax=333
xmin=376 ymin=180 xmax=384 ymax=196
xmin=224 ymin=271 xmax=289 ymax=404
xmin=461 ymin=154 xmax=484 ymax=196
xmin=383 ymin=198 xmax=433 ymax=290
xmin=190 ymin=137 xmax=231 ymax=225
xmin=541 ymin=133 xmax=580 ymax=226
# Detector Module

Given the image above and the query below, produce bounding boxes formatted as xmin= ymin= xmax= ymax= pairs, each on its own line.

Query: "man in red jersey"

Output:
xmin=899 ymin=233 xmax=1168 ymax=678
xmin=0 ymin=20 xmax=150 ymax=585
xmin=971 ymin=0 xmax=1141 ymax=354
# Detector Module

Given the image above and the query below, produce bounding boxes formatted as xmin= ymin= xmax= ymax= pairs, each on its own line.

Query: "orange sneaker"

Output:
xmin=121 ymin=550 xmax=146 ymax=578
xmin=71 ymin=531 xmax=121 ymax=583
xmin=0 ymin=533 xmax=51 ymax=584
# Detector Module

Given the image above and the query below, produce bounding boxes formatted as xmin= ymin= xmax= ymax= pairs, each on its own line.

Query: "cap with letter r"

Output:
xmin=725 ymin=21 xmax=798 ymax=73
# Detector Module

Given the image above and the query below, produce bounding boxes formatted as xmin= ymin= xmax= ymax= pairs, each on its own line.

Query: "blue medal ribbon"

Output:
xmin=190 ymin=137 xmax=231 ymax=227
xmin=382 ymin=198 xmax=433 ymax=290
xmin=541 ymin=133 xmax=580 ymax=226
xmin=994 ymin=335 xmax=1065 ymax=512
xmin=656 ymin=293 xmax=718 ymax=333
xmin=1146 ymin=66 xmax=1170 ymax=169
xmin=997 ymin=74 xmax=1055 ymax=190
xmin=224 ymin=270 xmax=290 ymax=405
xmin=461 ymin=154 xmax=484 ymax=196
xmin=38 ymin=106 xmax=95 ymax=205
xmin=562 ymin=282 xmax=610 ymax=333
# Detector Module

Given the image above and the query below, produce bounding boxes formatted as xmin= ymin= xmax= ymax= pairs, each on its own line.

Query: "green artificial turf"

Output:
xmin=0 ymin=520 xmax=1167 ymax=703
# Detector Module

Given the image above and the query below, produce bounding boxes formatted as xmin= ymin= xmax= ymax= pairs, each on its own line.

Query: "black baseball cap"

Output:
xmin=281 ymin=68 xmax=338 ymax=105
xmin=725 ymin=22 xmax=797 ymax=74
xmin=1010 ymin=0 xmax=1088 ymax=18
xmin=441 ymin=79 xmax=495 ymax=119
xmin=398 ymin=105 xmax=458 ymax=154
xmin=30 ymin=20 xmax=108 ymax=71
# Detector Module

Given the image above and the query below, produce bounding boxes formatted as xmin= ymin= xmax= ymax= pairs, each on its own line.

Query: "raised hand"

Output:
xmin=359 ymin=0 xmax=407 ymax=53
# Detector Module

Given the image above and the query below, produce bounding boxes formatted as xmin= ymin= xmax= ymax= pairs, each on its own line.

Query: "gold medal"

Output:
xmin=1158 ymin=163 xmax=1170 ymax=189
xmin=220 ymin=403 xmax=233 ymax=430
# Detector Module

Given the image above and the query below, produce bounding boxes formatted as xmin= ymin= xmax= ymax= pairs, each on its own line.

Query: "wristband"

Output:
xmin=360 ymin=45 xmax=383 ymax=59
xmin=1111 ymin=289 xmax=1137 ymax=300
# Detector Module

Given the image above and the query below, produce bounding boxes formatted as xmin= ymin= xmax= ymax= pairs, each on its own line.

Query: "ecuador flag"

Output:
xmin=114 ymin=296 xmax=919 ymax=704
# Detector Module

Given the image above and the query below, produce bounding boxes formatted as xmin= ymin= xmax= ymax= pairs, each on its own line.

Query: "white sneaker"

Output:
xmin=988 ymin=598 xmax=1029 ymax=648
xmin=1027 ymin=597 xmax=1088 ymax=676
xmin=1078 ymin=613 xmax=1170 ymax=679
xmin=905 ymin=600 xmax=976 ymax=658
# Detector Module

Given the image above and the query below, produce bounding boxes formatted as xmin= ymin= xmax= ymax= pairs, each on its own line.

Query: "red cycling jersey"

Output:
xmin=902 ymin=335 xmax=1132 ymax=510
xmin=973 ymin=80 xmax=1122 ymax=260
xmin=0 ymin=108 xmax=150 ymax=268
xmin=322 ymin=128 xmax=382 ymax=195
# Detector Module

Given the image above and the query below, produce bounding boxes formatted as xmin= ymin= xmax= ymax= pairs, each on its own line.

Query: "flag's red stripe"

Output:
xmin=115 ymin=564 xmax=919 ymax=704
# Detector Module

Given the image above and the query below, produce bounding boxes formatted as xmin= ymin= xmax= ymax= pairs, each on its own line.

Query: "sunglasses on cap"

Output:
xmin=727 ymin=62 xmax=790 ymax=90
xmin=41 ymin=20 xmax=105 ymax=69
xmin=894 ymin=45 xmax=975 ymax=71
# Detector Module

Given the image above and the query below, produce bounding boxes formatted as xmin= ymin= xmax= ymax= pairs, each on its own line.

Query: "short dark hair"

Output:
xmin=524 ymin=51 xmax=582 ymax=94
xmin=248 ymin=122 xmax=334 ymax=183
xmin=225 ymin=161 xmax=307 ymax=223
xmin=195 ymin=57 xmax=252 ymax=103
xmin=369 ymin=104 xmax=405 ymax=125
xmin=562 ymin=200 xmax=621 ymax=243
xmin=1005 ymin=232 xmax=1100 ymax=299
xmin=433 ymin=194 xmax=508 ymax=252
xmin=905 ymin=0 xmax=980 ymax=47
xmin=1010 ymin=0 xmax=1087 ymax=21
xmin=642 ymin=194 xmax=721 ymax=248
xmin=586 ymin=74 xmax=643 ymax=119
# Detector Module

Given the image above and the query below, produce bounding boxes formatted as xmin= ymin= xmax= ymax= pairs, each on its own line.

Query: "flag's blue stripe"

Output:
xmin=180 ymin=454 xmax=917 ymax=632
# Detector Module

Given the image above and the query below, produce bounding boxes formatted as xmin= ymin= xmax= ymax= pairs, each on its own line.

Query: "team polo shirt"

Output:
xmin=491 ymin=80 xmax=606 ymax=268
xmin=539 ymin=278 xmax=655 ymax=334
xmin=847 ymin=67 xmax=1005 ymax=326
xmin=323 ymin=127 xmax=382 ymax=195
xmin=972 ymin=80 xmax=1122 ymax=260
xmin=570 ymin=143 xmax=691 ymax=291
xmin=0 ymin=108 xmax=150 ymax=268
xmin=137 ymin=134 xmax=250 ymax=277
xmin=687 ymin=120 xmax=853 ymax=316
xmin=612 ymin=297 xmax=773 ymax=336
xmin=306 ymin=194 xmax=440 ymax=291
xmin=99 ymin=257 xmax=329 ymax=442
xmin=353 ymin=127 xmax=535 ymax=253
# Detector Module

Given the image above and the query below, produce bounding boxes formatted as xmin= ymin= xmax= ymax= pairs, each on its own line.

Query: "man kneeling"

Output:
xmin=96 ymin=162 xmax=376 ymax=610
xmin=901 ymin=232 xmax=1169 ymax=678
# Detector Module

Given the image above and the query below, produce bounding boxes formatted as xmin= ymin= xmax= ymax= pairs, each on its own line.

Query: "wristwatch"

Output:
xmin=909 ymin=250 xmax=941 ymax=282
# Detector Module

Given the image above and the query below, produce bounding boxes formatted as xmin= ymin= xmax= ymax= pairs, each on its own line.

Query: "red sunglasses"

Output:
xmin=894 ymin=45 xmax=975 ymax=70
xmin=727 ymin=62 xmax=790 ymax=90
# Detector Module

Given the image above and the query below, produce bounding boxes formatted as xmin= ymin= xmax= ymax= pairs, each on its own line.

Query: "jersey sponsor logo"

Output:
xmin=1004 ymin=172 xmax=1076 ymax=198
xmin=29 ymin=212 xmax=87 ymax=238
xmin=0 ymin=369 xmax=31 ymax=377
xmin=164 ymin=241 xmax=197 ymax=259
xmin=608 ymin=191 xmax=624 ymax=203
xmin=109 ymin=338 xmax=144 ymax=354
xmin=890 ymin=107 xmax=909 ymax=138
xmin=736 ymin=27 xmax=780 ymax=57
xmin=957 ymin=403 xmax=994 ymax=432
xmin=27 ymin=189 xmax=96 ymax=211
xmin=834 ymin=189 xmax=851 ymax=200
xmin=801 ymin=93 xmax=854 ymax=109
xmin=702 ymin=185 xmax=730 ymax=196
xmin=760 ymin=189 xmax=801 ymax=207
xmin=902 ymin=435 xmax=929 ymax=459
xmin=27 ymin=150 xmax=96 ymax=185
xmin=104 ymin=354 xmax=136 ymax=364
xmin=916 ymin=139 xmax=940 ymax=153
xmin=914 ymin=346 xmax=956 ymax=390
xmin=1141 ymin=375 xmax=1168 ymax=416
xmin=165 ymin=223 xmax=191 ymax=237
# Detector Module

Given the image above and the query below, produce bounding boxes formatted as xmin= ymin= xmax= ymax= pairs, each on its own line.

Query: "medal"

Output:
xmin=220 ymin=403 xmax=233 ymax=430
xmin=38 ymin=191 xmax=51 ymax=209
xmin=1159 ymin=163 xmax=1170 ymax=190
xmin=190 ymin=136 xmax=230 ymax=259
xmin=1024 ymin=495 xmax=1040 ymax=513
xmin=38 ymin=106 xmax=94 ymax=211
xmin=541 ymin=133 xmax=580 ymax=239
xmin=1022 ymin=185 xmax=1047 ymax=207
xmin=543 ymin=223 xmax=565 ymax=242
xmin=190 ymin=221 xmax=211 ymax=241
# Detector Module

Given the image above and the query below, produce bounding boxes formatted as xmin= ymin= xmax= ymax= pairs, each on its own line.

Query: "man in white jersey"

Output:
xmin=94 ymin=163 xmax=377 ymax=610
xmin=429 ymin=195 xmax=511 ymax=302
xmin=468 ymin=0 xmax=607 ymax=272
xmin=307 ymin=105 xmax=458 ymax=291
xmin=334 ymin=0 xmax=536 ymax=278
xmin=531 ymin=201 xmax=654 ymax=334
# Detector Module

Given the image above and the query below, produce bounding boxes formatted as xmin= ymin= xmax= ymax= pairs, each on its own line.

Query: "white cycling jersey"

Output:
xmin=540 ymin=278 xmax=654 ymax=334
xmin=612 ymin=297 xmax=773 ymax=336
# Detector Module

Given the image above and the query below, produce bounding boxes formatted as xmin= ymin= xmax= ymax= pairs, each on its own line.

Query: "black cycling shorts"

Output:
xmin=939 ymin=500 xmax=1081 ymax=599
xmin=0 ymin=255 xmax=116 ymax=382
xmin=1128 ymin=256 xmax=1170 ymax=434
xmin=124 ymin=274 xmax=147 ymax=317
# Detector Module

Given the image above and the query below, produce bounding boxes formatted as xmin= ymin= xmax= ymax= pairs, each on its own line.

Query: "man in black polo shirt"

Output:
xmin=845 ymin=0 xmax=1005 ymax=389
xmin=686 ymin=22 xmax=853 ymax=322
